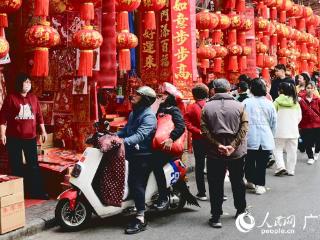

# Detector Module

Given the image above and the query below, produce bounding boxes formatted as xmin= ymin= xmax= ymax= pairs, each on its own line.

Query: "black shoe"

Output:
xmin=125 ymin=218 xmax=147 ymax=234
xmin=208 ymin=215 xmax=222 ymax=228
xmin=223 ymin=195 xmax=227 ymax=201
xmin=153 ymin=197 xmax=169 ymax=211
xmin=235 ymin=209 xmax=248 ymax=219
xmin=29 ymin=193 xmax=50 ymax=200
xmin=266 ymin=159 xmax=275 ymax=168
xmin=196 ymin=193 xmax=208 ymax=201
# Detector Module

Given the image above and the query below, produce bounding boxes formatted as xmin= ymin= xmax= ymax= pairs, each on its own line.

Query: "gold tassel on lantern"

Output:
xmin=78 ymin=49 xmax=94 ymax=77
xmin=32 ymin=47 xmax=49 ymax=77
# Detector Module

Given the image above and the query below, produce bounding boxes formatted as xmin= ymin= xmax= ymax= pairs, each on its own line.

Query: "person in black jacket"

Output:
xmin=270 ymin=64 xmax=295 ymax=100
xmin=153 ymin=82 xmax=186 ymax=211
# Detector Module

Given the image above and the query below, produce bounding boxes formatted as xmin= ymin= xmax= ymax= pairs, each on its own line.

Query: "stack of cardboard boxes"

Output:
xmin=0 ymin=176 xmax=25 ymax=234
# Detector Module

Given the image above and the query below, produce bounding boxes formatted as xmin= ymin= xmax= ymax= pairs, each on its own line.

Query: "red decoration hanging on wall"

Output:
xmin=116 ymin=30 xmax=138 ymax=71
xmin=0 ymin=0 xmax=22 ymax=28
xmin=139 ymin=0 xmax=166 ymax=30
xmin=116 ymin=0 xmax=141 ymax=31
xmin=196 ymin=10 xmax=218 ymax=40
xmin=34 ymin=0 xmax=49 ymax=17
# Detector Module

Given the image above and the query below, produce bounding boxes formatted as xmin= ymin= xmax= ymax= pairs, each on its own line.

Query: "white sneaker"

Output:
xmin=307 ymin=158 xmax=315 ymax=165
xmin=245 ymin=182 xmax=255 ymax=190
xmin=314 ymin=153 xmax=319 ymax=161
xmin=255 ymin=185 xmax=266 ymax=195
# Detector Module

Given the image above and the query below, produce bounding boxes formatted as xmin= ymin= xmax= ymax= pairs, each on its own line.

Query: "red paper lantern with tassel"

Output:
xmin=70 ymin=0 xmax=100 ymax=22
xmin=0 ymin=37 xmax=9 ymax=58
xmin=262 ymin=55 xmax=276 ymax=82
xmin=212 ymin=12 xmax=230 ymax=44
xmin=212 ymin=45 xmax=228 ymax=73
xmin=73 ymin=25 xmax=103 ymax=76
xmin=278 ymin=48 xmax=290 ymax=64
xmin=236 ymin=0 xmax=246 ymax=13
xmin=227 ymin=44 xmax=242 ymax=72
xmin=196 ymin=10 xmax=218 ymax=40
xmin=228 ymin=12 xmax=243 ymax=45
xmin=116 ymin=0 xmax=141 ymax=32
xmin=238 ymin=19 xmax=252 ymax=46
xmin=256 ymin=42 xmax=269 ymax=67
xmin=239 ymin=46 xmax=251 ymax=72
xmin=255 ymin=17 xmax=269 ymax=39
xmin=34 ymin=0 xmax=49 ymax=17
xmin=116 ymin=30 xmax=138 ymax=71
xmin=276 ymin=0 xmax=293 ymax=23
xmin=0 ymin=0 xmax=22 ymax=28
xmin=139 ymin=0 xmax=166 ymax=30
xmin=197 ymin=45 xmax=216 ymax=74
xmin=25 ymin=23 xmax=60 ymax=77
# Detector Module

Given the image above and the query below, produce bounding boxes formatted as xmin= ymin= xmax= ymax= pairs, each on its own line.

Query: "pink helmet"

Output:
xmin=160 ymin=82 xmax=184 ymax=100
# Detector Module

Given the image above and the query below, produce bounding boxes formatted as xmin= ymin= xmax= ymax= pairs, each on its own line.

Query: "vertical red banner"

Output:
xmin=140 ymin=15 xmax=159 ymax=86
xmin=158 ymin=1 xmax=172 ymax=84
xmin=170 ymin=0 xmax=194 ymax=98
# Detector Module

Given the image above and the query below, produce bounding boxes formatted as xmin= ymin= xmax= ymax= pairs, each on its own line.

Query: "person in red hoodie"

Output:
xmin=0 ymin=73 xmax=49 ymax=199
xmin=184 ymin=83 xmax=209 ymax=200
xmin=299 ymin=81 xmax=320 ymax=165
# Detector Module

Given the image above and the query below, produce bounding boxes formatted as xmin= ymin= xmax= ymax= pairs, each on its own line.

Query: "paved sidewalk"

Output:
xmin=0 ymin=153 xmax=196 ymax=240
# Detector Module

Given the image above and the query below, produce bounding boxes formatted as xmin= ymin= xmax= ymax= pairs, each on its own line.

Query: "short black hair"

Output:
xmin=238 ymin=74 xmax=251 ymax=84
xmin=192 ymin=84 xmax=208 ymax=100
xmin=278 ymin=82 xmax=297 ymax=104
xmin=250 ymin=78 xmax=267 ymax=96
xmin=275 ymin=64 xmax=286 ymax=72
xmin=238 ymin=81 xmax=248 ymax=92
xmin=300 ymin=72 xmax=311 ymax=85
xmin=15 ymin=73 xmax=31 ymax=93
xmin=207 ymin=80 xmax=215 ymax=90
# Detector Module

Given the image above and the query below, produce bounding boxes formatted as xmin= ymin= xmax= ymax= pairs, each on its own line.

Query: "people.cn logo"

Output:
xmin=235 ymin=213 xmax=256 ymax=233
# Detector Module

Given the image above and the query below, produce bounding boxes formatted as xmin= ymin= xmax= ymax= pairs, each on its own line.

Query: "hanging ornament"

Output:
xmin=262 ymin=55 xmax=276 ymax=82
xmin=0 ymin=0 xmax=22 ymax=28
xmin=197 ymin=44 xmax=216 ymax=74
xmin=139 ymin=0 xmax=166 ymax=30
xmin=256 ymin=42 xmax=269 ymax=67
xmin=212 ymin=45 xmax=228 ymax=73
xmin=116 ymin=0 xmax=141 ymax=32
xmin=34 ymin=0 xmax=49 ymax=17
xmin=116 ymin=30 xmax=138 ymax=71
xmin=212 ymin=12 xmax=230 ymax=44
xmin=196 ymin=10 xmax=218 ymax=40
xmin=239 ymin=46 xmax=251 ymax=72
xmin=25 ymin=22 xmax=60 ymax=77
xmin=0 ymin=37 xmax=9 ymax=58
xmin=227 ymin=44 xmax=242 ymax=72
xmin=70 ymin=0 xmax=100 ymax=23
xmin=73 ymin=25 xmax=103 ymax=76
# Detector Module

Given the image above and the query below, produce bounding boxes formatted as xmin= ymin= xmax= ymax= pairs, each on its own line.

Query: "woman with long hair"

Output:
xmin=273 ymin=82 xmax=301 ymax=176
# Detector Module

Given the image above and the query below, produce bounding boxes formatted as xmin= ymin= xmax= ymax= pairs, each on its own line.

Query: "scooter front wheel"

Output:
xmin=55 ymin=199 xmax=92 ymax=231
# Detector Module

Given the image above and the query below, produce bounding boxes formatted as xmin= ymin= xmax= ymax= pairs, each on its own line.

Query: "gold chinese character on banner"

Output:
xmin=161 ymin=39 xmax=169 ymax=53
xmin=160 ymin=9 xmax=169 ymax=22
xmin=173 ymin=13 xmax=188 ymax=29
xmin=160 ymin=54 xmax=170 ymax=67
xmin=145 ymin=55 xmax=157 ymax=68
xmin=174 ymin=46 xmax=190 ymax=62
xmin=142 ymin=41 xmax=156 ymax=54
xmin=160 ymin=24 xmax=170 ymax=38
xmin=175 ymin=63 xmax=192 ymax=80
xmin=173 ymin=30 xmax=189 ymax=45
xmin=173 ymin=0 xmax=187 ymax=11
xmin=143 ymin=29 xmax=155 ymax=40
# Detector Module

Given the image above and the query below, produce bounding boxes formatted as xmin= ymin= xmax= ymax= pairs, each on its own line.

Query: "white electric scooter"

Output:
xmin=55 ymin=121 xmax=199 ymax=231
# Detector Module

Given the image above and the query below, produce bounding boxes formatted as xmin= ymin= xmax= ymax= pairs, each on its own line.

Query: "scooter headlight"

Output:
xmin=71 ymin=164 xmax=82 ymax=178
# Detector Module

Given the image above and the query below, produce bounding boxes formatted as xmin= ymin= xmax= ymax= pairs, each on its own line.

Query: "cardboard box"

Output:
xmin=0 ymin=177 xmax=23 ymax=198
xmin=0 ymin=192 xmax=25 ymax=234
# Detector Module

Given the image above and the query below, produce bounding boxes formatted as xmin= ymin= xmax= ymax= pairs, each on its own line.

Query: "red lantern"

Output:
xmin=25 ymin=22 xmax=60 ymax=77
xmin=116 ymin=31 xmax=138 ymax=71
xmin=276 ymin=0 xmax=293 ymax=23
xmin=228 ymin=12 xmax=243 ymax=44
xmin=255 ymin=17 xmax=269 ymax=39
xmin=70 ymin=0 xmax=100 ymax=22
xmin=212 ymin=45 xmax=228 ymax=73
xmin=227 ymin=44 xmax=242 ymax=72
xmin=34 ymin=0 xmax=49 ymax=17
xmin=288 ymin=4 xmax=303 ymax=18
xmin=238 ymin=19 xmax=252 ymax=46
xmin=212 ymin=12 xmax=230 ymax=44
xmin=0 ymin=37 xmax=9 ymax=58
xmin=196 ymin=10 xmax=218 ymax=40
xmin=256 ymin=42 xmax=268 ymax=67
xmin=73 ymin=25 xmax=103 ymax=76
xmin=239 ymin=46 xmax=251 ymax=71
xmin=116 ymin=0 xmax=141 ymax=31
xmin=139 ymin=0 xmax=166 ymax=29
xmin=0 ymin=0 xmax=22 ymax=28
xmin=197 ymin=45 xmax=216 ymax=73
xmin=303 ymin=6 xmax=313 ymax=18
xmin=262 ymin=55 xmax=276 ymax=81
xmin=278 ymin=48 xmax=290 ymax=64
xmin=236 ymin=0 xmax=246 ymax=13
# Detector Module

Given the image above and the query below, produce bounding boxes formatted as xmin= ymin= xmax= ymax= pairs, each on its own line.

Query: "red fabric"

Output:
xmin=184 ymin=100 xmax=206 ymax=140
xmin=0 ymin=93 xmax=44 ymax=139
xmin=98 ymin=134 xmax=125 ymax=207
xmin=299 ymin=95 xmax=320 ymax=129
xmin=152 ymin=114 xmax=186 ymax=157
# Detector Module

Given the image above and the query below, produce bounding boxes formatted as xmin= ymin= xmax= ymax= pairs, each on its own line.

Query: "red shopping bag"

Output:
xmin=152 ymin=114 xmax=186 ymax=156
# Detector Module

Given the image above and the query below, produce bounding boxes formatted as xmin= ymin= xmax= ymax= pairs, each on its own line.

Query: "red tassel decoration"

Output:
xmin=0 ymin=14 xmax=8 ymax=28
xmin=117 ymin=11 xmax=129 ymax=31
xmin=144 ymin=11 xmax=156 ymax=30
xmin=301 ymin=60 xmax=308 ymax=72
xmin=237 ymin=32 xmax=246 ymax=46
xmin=225 ymin=0 xmax=236 ymax=10
xmin=119 ymin=49 xmax=131 ymax=71
xmin=80 ymin=3 xmax=95 ymax=22
xmin=35 ymin=0 xmax=49 ymax=17
xmin=262 ymin=68 xmax=270 ymax=82
xmin=257 ymin=54 xmax=264 ymax=67
xmin=31 ymin=47 xmax=49 ymax=77
xmin=278 ymin=57 xmax=286 ymax=65
xmin=0 ymin=28 xmax=4 ymax=37
xmin=228 ymin=56 xmax=239 ymax=72
xmin=239 ymin=56 xmax=247 ymax=71
xmin=270 ymin=34 xmax=277 ymax=47
xmin=78 ymin=50 xmax=94 ymax=77
xmin=236 ymin=0 xmax=246 ymax=13
xmin=289 ymin=18 xmax=296 ymax=27
xmin=228 ymin=29 xmax=237 ymax=45
xmin=307 ymin=25 xmax=315 ymax=35
xmin=261 ymin=6 xmax=268 ymax=19
xmin=280 ymin=38 xmax=287 ymax=49
xmin=262 ymin=36 xmax=269 ymax=46
xmin=213 ymin=58 xmax=222 ymax=72
xmin=270 ymin=7 xmax=277 ymax=20
xmin=297 ymin=18 xmax=306 ymax=31
xmin=199 ymin=30 xmax=209 ymax=40
xmin=213 ymin=30 xmax=222 ymax=44
xmin=201 ymin=59 xmax=210 ymax=69
xmin=279 ymin=11 xmax=286 ymax=23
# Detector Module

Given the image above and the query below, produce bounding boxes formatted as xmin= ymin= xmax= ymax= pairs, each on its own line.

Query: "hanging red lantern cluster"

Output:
xmin=116 ymin=30 xmax=138 ymax=71
xmin=25 ymin=22 xmax=60 ymax=76
xmin=0 ymin=37 xmax=9 ymax=58
xmin=212 ymin=45 xmax=228 ymax=73
xmin=212 ymin=12 xmax=230 ymax=44
xmin=73 ymin=25 xmax=103 ymax=76
xmin=197 ymin=44 xmax=216 ymax=74
xmin=255 ymin=17 xmax=270 ymax=40
xmin=227 ymin=43 xmax=242 ymax=72
xmin=256 ymin=41 xmax=269 ymax=67
xmin=139 ymin=0 xmax=166 ymax=30
xmin=116 ymin=0 xmax=141 ymax=32
xmin=0 ymin=0 xmax=22 ymax=28
xmin=196 ymin=10 xmax=219 ymax=40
